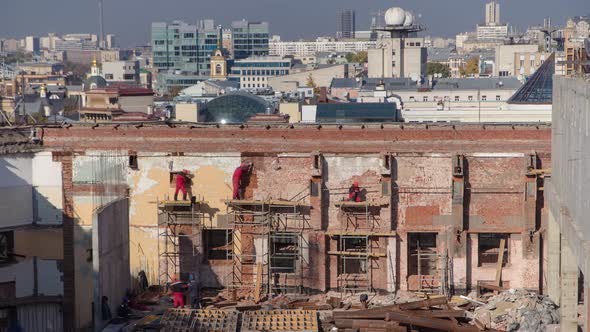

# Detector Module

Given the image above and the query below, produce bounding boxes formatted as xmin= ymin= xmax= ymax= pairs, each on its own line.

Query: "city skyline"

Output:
xmin=0 ymin=0 xmax=588 ymax=47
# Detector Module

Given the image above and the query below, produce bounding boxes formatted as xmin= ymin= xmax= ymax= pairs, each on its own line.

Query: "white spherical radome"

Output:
xmin=384 ymin=7 xmax=406 ymax=26
xmin=403 ymin=12 xmax=414 ymax=26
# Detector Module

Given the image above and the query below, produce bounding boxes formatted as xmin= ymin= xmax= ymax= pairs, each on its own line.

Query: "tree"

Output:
xmin=427 ymin=62 xmax=451 ymax=78
xmin=459 ymin=56 xmax=479 ymax=77
xmin=168 ymin=86 xmax=183 ymax=97
xmin=63 ymin=61 xmax=91 ymax=85
xmin=345 ymin=51 xmax=368 ymax=64
xmin=1 ymin=51 xmax=33 ymax=65
xmin=306 ymin=74 xmax=320 ymax=96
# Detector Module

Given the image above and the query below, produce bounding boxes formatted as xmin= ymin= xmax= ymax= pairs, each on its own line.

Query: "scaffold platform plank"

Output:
xmin=326 ymin=231 xmax=397 ymax=237
xmin=328 ymin=251 xmax=386 ymax=257
xmin=334 ymin=201 xmax=389 ymax=208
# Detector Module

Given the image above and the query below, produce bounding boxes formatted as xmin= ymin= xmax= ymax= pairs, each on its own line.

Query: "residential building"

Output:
xmin=455 ymin=32 xmax=473 ymax=50
xmin=268 ymin=63 xmax=350 ymax=93
xmin=494 ymin=44 xmax=539 ymax=76
xmin=24 ymin=36 xmax=39 ymax=53
xmin=102 ymin=60 xmax=140 ymax=84
xmin=55 ymin=34 xmax=98 ymax=51
xmin=222 ymin=28 xmax=233 ymax=56
xmin=270 ymin=38 xmax=376 ymax=57
xmin=229 ymin=56 xmax=292 ymax=89
xmin=82 ymin=85 xmax=155 ymax=114
xmin=339 ymin=9 xmax=356 ymax=39
xmin=231 ymin=20 xmax=269 ymax=60
xmin=476 ymin=24 xmax=508 ymax=40
xmin=151 ymin=20 xmax=221 ymax=75
xmin=15 ymin=62 xmax=63 ymax=75
xmin=513 ymin=52 xmax=551 ymax=78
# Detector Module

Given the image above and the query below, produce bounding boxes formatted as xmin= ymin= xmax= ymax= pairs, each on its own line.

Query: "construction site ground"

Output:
xmin=100 ymin=286 xmax=560 ymax=332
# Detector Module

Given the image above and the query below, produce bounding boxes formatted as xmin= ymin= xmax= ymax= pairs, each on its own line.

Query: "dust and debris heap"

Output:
xmin=473 ymin=288 xmax=559 ymax=331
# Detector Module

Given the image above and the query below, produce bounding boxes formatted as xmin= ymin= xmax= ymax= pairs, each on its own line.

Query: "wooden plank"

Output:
xmin=326 ymin=231 xmax=397 ymax=237
xmin=328 ymin=251 xmax=386 ymax=257
xmin=385 ymin=312 xmax=479 ymax=332
xmin=254 ymin=262 xmax=262 ymax=303
xmin=478 ymin=282 xmax=507 ymax=293
xmin=397 ymin=296 xmax=448 ymax=310
xmin=495 ymin=238 xmax=506 ymax=287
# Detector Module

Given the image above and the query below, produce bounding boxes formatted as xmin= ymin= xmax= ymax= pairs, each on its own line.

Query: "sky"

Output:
xmin=1 ymin=0 xmax=588 ymax=47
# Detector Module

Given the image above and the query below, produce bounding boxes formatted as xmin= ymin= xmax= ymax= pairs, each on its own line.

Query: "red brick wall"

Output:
xmin=42 ymin=124 xmax=550 ymax=295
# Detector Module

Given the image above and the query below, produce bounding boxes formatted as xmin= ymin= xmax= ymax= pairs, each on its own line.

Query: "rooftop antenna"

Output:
xmin=98 ymin=0 xmax=105 ymax=49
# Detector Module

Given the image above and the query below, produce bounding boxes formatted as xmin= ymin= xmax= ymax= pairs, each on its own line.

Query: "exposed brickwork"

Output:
xmin=39 ymin=124 xmax=551 ymax=298
xmin=57 ymin=152 xmax=75 ymax=332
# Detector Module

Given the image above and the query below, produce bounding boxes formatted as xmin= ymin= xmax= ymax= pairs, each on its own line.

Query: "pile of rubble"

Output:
xmin=472 ymin=288 xmax=559 ymax=331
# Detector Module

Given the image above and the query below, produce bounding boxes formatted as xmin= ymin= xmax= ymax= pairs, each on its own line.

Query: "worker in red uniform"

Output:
xmin=348 ymin=181 xmax=362 ymax=202
xmin=174 ymin=169 xmax=190 ymax=201
xmin=169 ymin=275 xmax=187 ymax=308
xmin=232 ymin=163 xmax=252 ymax=199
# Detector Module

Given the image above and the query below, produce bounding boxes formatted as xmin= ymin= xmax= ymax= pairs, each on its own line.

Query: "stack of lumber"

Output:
xmin=332 ymin=296 xmax=499 ymax=332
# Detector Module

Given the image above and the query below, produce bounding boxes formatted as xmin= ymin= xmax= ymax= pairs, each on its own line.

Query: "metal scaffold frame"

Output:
xmin=335 ymin=201 xmax=381 ymax=232
xmin=157 ymin=199 xmax=207 ymax=286
xmin=225 ymin=200 xmax=309 ymax=298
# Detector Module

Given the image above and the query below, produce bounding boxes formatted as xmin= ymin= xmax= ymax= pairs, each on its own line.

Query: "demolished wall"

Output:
xmin=37 ymin=124 xmax=550 ymax=308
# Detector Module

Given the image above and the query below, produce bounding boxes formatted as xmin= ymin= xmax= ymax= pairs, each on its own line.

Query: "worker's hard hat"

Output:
xmin=183 ymin=169 xmax=189 ymax=174
xmin=353 ymin=181 xmax=359 ymax=186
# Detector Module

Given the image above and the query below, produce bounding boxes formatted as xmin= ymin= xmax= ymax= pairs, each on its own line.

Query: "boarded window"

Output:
xmin=204 ymin=230 xmax=232 ymax=260
xmin=271 ymin=233 xmax=299 ymax=274
xmin=478 ymin=233 xmax=509 ymax=266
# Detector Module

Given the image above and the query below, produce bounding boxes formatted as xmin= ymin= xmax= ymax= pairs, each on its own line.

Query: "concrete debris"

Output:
xmin=472 ymin=288 xmax=559 ymax=331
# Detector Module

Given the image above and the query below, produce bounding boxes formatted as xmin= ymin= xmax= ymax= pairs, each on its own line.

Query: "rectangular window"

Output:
xmin=481 ymin=95 xmax=487 ymax=101
xmin=496 ymin=95 xmax=501 ymax=101
xmin=478 ymin=233 xmax=509 ymax=267
xmin=0 ymin=232 xmax=14 ymax=264
xmin=270 ymin=233 xmax=300 ymax=274
xmin=455 ymin=96 xmax=460 ymax=101
xmin=104 ymin=74 xmax=114 ymax=80
xmin=468 ymin=96 xmax=473 ymax=101
xmin=204 ymin=230 xmax=232 ymax=260
xmin=408 ymin=233 xmax=437 ymax=276
xmin=338 ymin=236 xmax=368 ymax=274
xmin=409 ymin=96 xmax=415 ymax=102
xmin=422 ymin=96 xmax=428 ymax=102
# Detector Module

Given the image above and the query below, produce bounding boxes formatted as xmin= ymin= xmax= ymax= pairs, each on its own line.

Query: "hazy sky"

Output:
xmin=1 ymin=0 xmax=588 ymax=46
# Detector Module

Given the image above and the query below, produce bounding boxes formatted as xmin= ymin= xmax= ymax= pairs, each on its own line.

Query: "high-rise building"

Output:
xmin=231 ymin=20 xmax=269 ymax=60
xmin=485 ymin=1 xmax=500 ymax=26
xmin=25 ymin=36 xmax=40 ymax=53
xmin=106 ymin=34 xmax=116 ymax=49
xmin=339 ymin=9 xmax=356 ymax=39
xmin=151 ymin=20 xmax=221 ymax=75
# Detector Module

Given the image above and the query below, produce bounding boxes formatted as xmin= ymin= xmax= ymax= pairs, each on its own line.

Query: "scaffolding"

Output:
xmin=330 ymin=201 xmax=390 ymax=293
xmin=408 ymin=239 xmax=449 ymax=295
xmin=327 ymin=232 xmax=392 ymax=294
xmin=225 ymin=200 xmax=309 ymax=299
xmin=334 ymin=201 xmax=383 ymax=231
xmin=157 ymin=199 xmax=207 ymax=285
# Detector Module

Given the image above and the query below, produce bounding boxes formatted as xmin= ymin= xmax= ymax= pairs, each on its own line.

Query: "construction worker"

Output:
xmin=169 ymin=275 xmax=187 ymax=308
xmin=348 ymin=181 xmax=362 ymax=202
xmin=187 ymin=274 xmax=201 ymax=309
xmin=232 ymin=163 xmax=252 ymax=200
xmin=174 ymin=169 xmax=190 ymax=201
